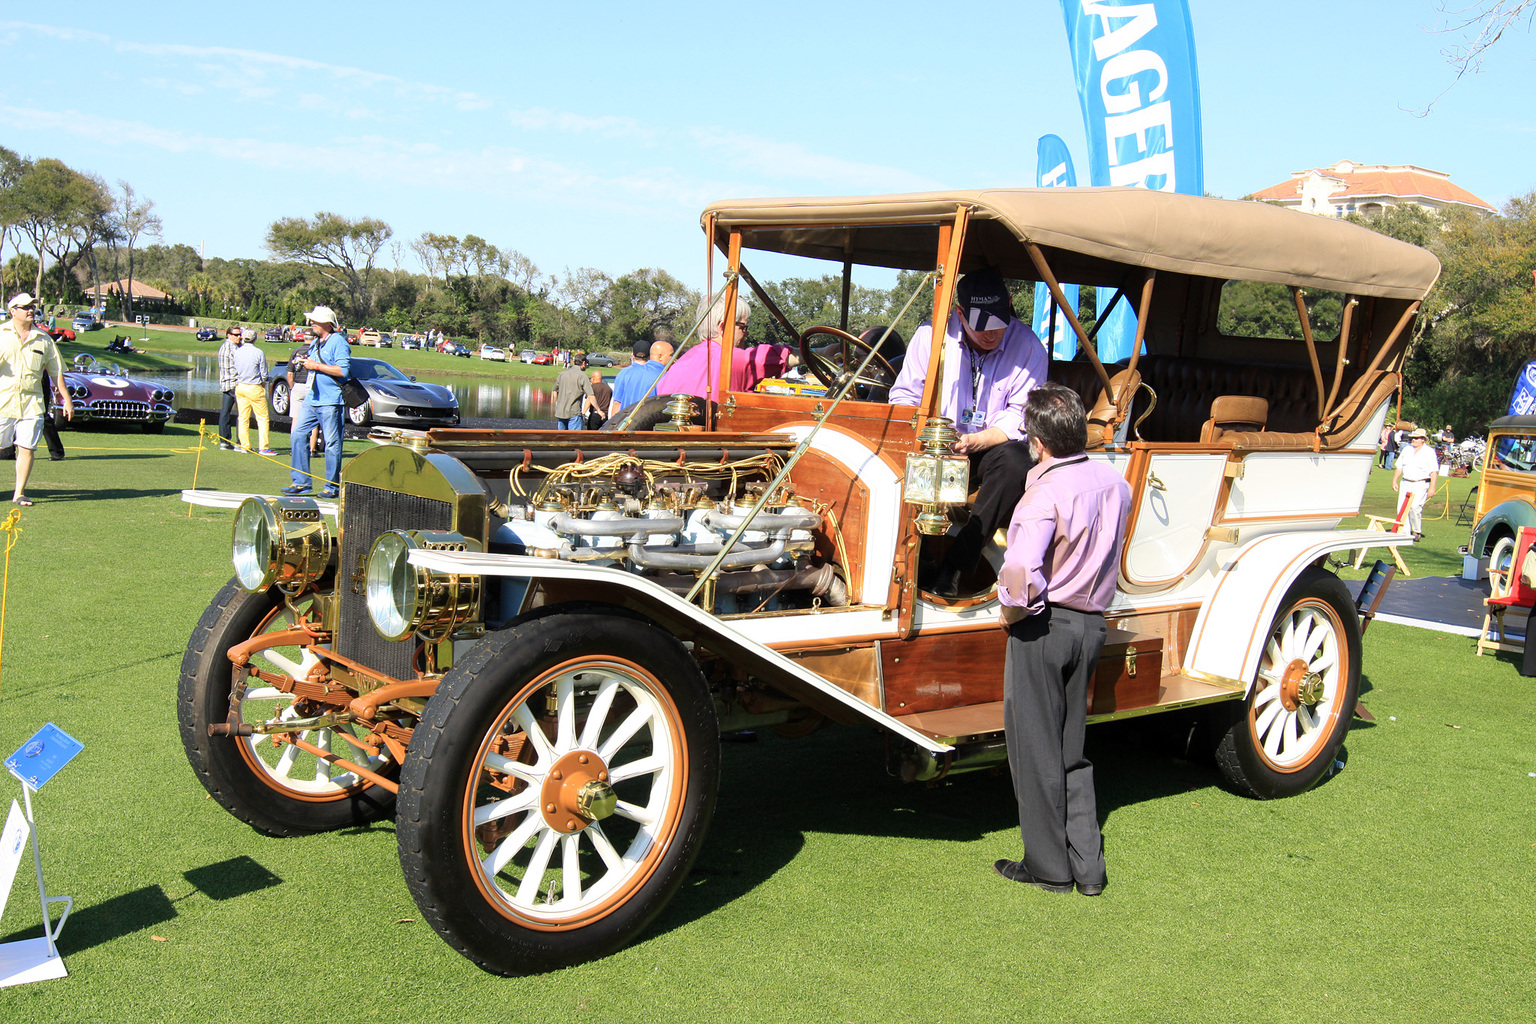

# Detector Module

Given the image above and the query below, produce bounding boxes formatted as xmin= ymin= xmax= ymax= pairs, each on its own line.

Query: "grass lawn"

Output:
xmin=0 ymin=430 xmax=1529 ymax=1022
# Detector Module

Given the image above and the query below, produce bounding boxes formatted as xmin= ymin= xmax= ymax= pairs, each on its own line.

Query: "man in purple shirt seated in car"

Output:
xmin=888 ymin=266 xmax=1047 ymax=597
xmin=993 ymin=382 xmax=1131 ymax=897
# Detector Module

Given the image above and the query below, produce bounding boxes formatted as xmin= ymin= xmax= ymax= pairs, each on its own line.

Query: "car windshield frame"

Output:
xmin=351 ymin=358 xmax=408 ymax=383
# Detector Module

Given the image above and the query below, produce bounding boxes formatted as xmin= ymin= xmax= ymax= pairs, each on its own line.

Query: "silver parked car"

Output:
xmin=267 ymin=355 xmax=459 ymax=429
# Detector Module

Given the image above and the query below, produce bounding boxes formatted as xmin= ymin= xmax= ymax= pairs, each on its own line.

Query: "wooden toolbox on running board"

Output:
xmin=1091 ymin=629 xmax=1163 ymax=714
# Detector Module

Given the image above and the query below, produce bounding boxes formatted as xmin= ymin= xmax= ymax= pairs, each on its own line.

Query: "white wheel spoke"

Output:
xmin=1279 ymin=616 xmax=1298 ymax=660
xmin=612 ymin=799 xmax=656 ymax=826
xmin=1292 ymin=615 xmax=1317 ymax=661
xmin=607 ymin=753 xmax=666 ymax=784
xmin=472 ymin=788 xmax=539 ymax=826
xmin=511 ymin=705 xmax=556 ymax=766
xmin=258 ymin=649 xmax=303 ymax=677
xmin=555 ymin=674 xmax=577 ymax=751
xmin=273 ymin=740 xmax=301 ymax=778
xmin=484 ymin=752 xmax=541 ymax=786
xmin=578 ymin=677 xmax=621 ymax=750
xmin=1255 ymin=697 xmax=1283 ymax=735
xmin=1263 ymin=711 xmax=1288 ymax=758
xmin=598 ymin=706 xmax=653 ymax=762
xmin=515 ymin=830 xmax=559 ymax=905
xmin=1283 ymin=708 xmax=1302 ymax=752
xmin=484 ymin=812 xmax=544 ymax=878
xmin=244 ymin=685 xmax=288 ymax=702
xmin=585 ymin=821 xmax=623 ymax=873
xmin=1297 ymin=705 xmax=1320 ymax=736
xmin=561 ymin=833 xmax=583 ymax=905
xmin=310 ymin=729 xmax=332 ymax=782
xmin=1253 ymin=684 xmax=1281 ymax=708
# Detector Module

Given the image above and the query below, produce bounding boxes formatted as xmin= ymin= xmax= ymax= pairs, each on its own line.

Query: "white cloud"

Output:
xmin=689 ymin=128 xmax=941 ymax=192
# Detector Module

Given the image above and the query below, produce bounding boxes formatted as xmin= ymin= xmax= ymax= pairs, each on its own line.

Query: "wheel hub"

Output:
xmin=1279 ymin=658 xmax=1324 ymax=711
xmin=539 ymin=750 xmax=612 ymax=833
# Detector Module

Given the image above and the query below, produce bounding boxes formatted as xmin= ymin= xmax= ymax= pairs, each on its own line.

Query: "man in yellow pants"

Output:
xmin=232 ymin=331 xmax=275 ymax=455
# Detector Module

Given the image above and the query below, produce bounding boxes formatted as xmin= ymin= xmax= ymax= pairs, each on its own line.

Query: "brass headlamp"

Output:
xmin=365 ymin=530 xmax=482 ymax=641
xmin=903 ymin=416 xmax=971 ymax=535
xmin=231 ymin=496 xmax=332 ymax=593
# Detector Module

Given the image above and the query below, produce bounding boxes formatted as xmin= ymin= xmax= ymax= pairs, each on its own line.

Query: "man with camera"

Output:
xmin=282 ymin=305 xmax=350 ymax=499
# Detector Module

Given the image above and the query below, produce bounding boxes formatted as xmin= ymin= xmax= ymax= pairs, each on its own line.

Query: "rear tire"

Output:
xmin=1214 ymin=568 xmax=1360 ymax=799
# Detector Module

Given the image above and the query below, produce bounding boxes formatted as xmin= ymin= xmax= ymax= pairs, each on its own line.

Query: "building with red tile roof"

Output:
xmin=1247 ymin=160 xmax=1495 ymax=218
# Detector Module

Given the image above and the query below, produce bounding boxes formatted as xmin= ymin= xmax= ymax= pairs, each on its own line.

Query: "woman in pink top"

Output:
xmin=653 ymin=295 xmax=796 ymax=401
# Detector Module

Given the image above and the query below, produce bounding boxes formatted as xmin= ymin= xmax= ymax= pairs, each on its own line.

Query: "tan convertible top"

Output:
xmin=702 ymin=187 xmax=1441 ymax=302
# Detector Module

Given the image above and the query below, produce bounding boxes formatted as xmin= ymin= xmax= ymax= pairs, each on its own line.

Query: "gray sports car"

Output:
xmin=268 ymin=355 xmax=459 ymax=429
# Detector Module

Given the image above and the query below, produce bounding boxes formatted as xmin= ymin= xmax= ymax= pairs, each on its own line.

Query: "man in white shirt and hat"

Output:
xmin=1391 ymin=427 xmax=1439 ymax=541
xmin=0 ymin=294 xmax=74 ymax=505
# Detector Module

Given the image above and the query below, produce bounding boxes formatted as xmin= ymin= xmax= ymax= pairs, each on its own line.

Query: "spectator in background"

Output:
xmin=217 ymin=326 xmax=243 ymax=451
xmin=609 ymin=339 xmax=665 ymax=417
xmin=282 ymin=306 xmax=349 ymax=499
xmin=40 ymin=369 xmax=64 ymax=461
xmin=287 ymin=336 xmax=317 ymax=454
xmin=553 ymin=355 xmax=593 ymax=430
xmin=585 ymin=370 xmax=613 ymax=429
xmin=233 ymin=334 xmax=275 ymax=455
xmin=653 ymin=295 xmax=795 ymax=401
xmin=0 ymin=293 xmax=73 ymax=505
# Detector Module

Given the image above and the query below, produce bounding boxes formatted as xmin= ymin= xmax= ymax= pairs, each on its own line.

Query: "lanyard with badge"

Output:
xmin=959 ymin=344 xmax=988 ymax=430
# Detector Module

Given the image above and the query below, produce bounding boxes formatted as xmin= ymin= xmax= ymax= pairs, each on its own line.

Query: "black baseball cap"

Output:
xmin=632 ymin=339 xmax=650 ymax=357
xmin=957 ymin=267 xmax=1012 ymax=331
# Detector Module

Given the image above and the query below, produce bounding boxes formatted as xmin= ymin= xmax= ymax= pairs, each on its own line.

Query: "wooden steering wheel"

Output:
xmin=798 ymin=325 xmax=897 ymax=392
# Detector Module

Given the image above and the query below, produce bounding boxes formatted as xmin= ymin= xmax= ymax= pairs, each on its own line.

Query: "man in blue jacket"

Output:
xmin=282 ymin=305 xmax=350 ymax=498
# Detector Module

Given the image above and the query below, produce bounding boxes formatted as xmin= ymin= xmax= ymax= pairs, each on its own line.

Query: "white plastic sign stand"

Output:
xmin=137 ymin=314 xmax=151 ymax=342
xmin=0 ymin=724 xmax=81 ymax=987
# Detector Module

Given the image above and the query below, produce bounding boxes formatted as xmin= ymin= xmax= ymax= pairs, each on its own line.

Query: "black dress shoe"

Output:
xmin=280 ymin=484 xmax=311 ymax=496
xmin=992 ymin=859 xmax=1073 ymax=893
xmin=1076 ymin=878 xmax=1107 ymax=896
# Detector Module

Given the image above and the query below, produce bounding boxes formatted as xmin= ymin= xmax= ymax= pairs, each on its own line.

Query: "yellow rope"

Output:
xmin=0 ymin=509 xmax=21 ymax=695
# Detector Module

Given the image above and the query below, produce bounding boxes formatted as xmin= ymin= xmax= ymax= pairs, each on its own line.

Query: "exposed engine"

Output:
xmin=489 ymin=450 xmax=849 ymax=613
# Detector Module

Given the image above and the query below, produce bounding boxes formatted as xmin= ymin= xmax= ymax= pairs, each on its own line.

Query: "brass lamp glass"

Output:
xmin=903 ymin=416 xmax=970 ymax=535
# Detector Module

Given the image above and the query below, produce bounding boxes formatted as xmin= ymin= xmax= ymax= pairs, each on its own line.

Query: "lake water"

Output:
xmin=143 ymin=353 xmax=583 ymax=421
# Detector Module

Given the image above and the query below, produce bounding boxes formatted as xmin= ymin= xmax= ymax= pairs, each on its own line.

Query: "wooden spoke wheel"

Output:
xmin=397 ymin=607 xmax=719 ymax=974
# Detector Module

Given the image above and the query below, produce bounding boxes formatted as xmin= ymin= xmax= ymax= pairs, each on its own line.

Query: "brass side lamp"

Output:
xmin=903 ymin=416 xmax=970 ymax=535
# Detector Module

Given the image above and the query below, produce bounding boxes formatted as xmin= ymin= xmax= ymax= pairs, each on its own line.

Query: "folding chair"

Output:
xmin=1477 ymin=526 xmax=1536 ymax=657
xmin=1454 ymin=485 xmax=1478 ymax=527
xmin=1353 ymin=490 xmax=1412 ymax=576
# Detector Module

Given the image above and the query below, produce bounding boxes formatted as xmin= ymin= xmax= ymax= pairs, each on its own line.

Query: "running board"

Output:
xmin=894 ymin=673 xmax=1244 ymax=745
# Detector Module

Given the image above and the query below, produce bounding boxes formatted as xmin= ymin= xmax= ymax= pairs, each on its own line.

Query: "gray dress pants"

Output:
xmin=1004 ymin=604 xmax=1108 ymax=886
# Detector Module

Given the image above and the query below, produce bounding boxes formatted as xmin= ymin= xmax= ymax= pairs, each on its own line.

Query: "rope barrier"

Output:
xmin=0 ymin=509 xmax=21 ymax=696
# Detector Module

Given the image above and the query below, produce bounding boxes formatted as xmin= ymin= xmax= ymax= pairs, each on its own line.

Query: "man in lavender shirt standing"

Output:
xmin=888 ymin=267 xmax=1047 ymax=597
xmin=993 ymin=383 xmax=1131 ymax=896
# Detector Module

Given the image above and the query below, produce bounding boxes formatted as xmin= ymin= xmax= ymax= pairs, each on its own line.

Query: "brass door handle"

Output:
xmin=1146 ymin=470 xmax=1166 ymax=491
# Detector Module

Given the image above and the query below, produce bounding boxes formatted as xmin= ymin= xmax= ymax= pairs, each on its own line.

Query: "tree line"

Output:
xmin=2 ymin=145 xmax=1531 ymax=431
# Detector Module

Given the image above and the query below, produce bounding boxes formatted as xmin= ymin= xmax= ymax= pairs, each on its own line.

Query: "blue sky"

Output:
xmin=1 ymin=2 xmax=1531 ymax=297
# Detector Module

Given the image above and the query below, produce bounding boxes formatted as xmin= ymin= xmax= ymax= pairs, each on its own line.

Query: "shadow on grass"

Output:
xmin=0 ymin=854 xmax=289 ymax=955
xmin=183 ymin=855 xmax=283 ymax=901
xmin=0 ymin=885 xmax=178 ymax=955
xmin=642 ymin=718 xmax=1214 ymax=945
xmin=25 ymin=487 xmax=184 ymax=502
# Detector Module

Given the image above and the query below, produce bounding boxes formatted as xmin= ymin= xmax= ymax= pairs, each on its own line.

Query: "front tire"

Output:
xmin=178 ymin=580 xmax=397 ymax=835
xmin=348 ymin=401 xmax=372 ymax=427
xmin=397 ymin=608 xmax=719 ymax=974
xmin=270 ymin=379 xmax=291 ymax=418
xmin=1214 ymin=568 xmax=1360 ymax=799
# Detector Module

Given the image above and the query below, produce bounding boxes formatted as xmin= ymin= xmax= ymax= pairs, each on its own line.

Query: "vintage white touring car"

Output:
xmin=180 ymin=187 xmax=1438 ymax=974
